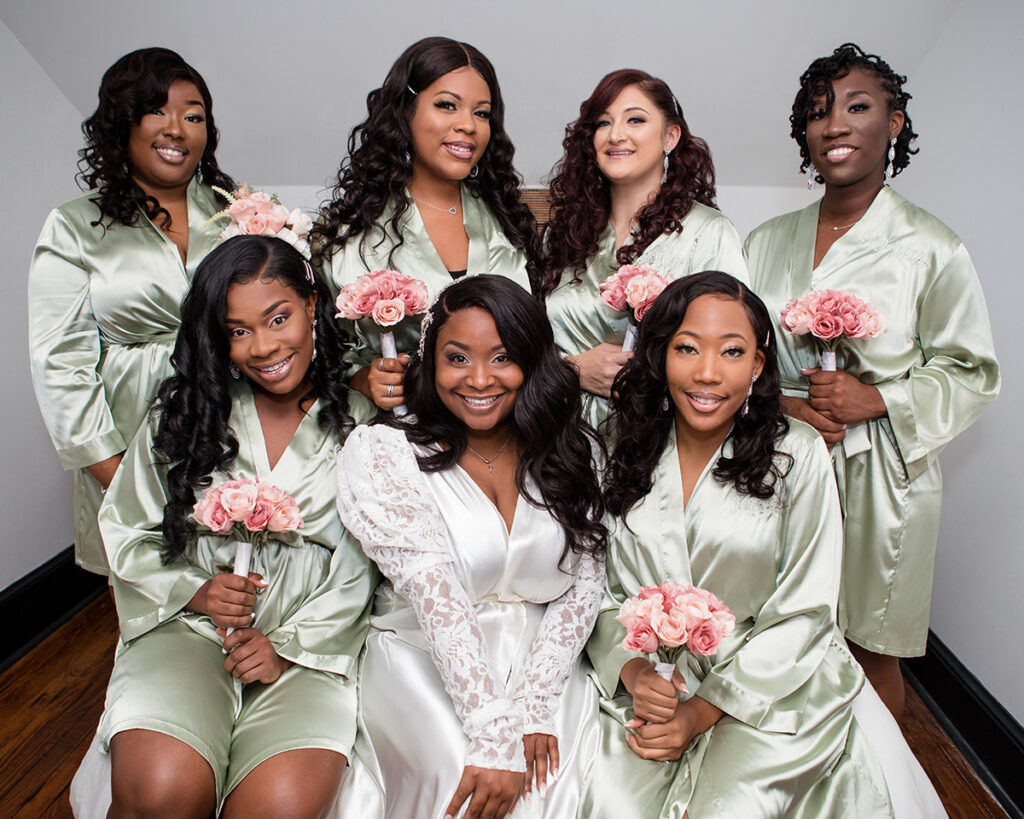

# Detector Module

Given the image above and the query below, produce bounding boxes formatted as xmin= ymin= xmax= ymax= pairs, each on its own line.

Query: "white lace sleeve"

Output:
xmin=511 ymin=550 xmax=605 ymax=735
xmin=336 ymin=425 xmax=525 ymax=772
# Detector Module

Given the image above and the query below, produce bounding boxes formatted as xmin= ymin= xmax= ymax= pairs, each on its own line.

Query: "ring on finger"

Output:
xmin=387 ymin=384 xmax=395 ymax=398
xmin=378 ymin=359 xmax=386 ymax=371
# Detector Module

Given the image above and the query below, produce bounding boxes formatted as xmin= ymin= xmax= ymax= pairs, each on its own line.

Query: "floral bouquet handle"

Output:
xmin=191 ymin=478 xmax=303 ymax=637
xmin=599 ymin=264 xmax=671 ymax=352
xmin=780 ymin=289 xmax=883 ymax=372
xmin=335 ymin=270 xmax=430 ymax=417
xmin=617 ymin=581 xmax=736 ymax=696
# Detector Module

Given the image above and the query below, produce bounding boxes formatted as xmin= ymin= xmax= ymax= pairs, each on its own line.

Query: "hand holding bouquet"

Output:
xmin=599 ymin=264 xmax=671 ymax=352
xmin=617 ymin=581 xmax=735 ymax=687
xmin=335 ymin=270 xmax=429 ymax=416
xmin=191 ymin=478 xmax=303 ymax=634
xmin=780 ymin=289 xmax=883 ymax=371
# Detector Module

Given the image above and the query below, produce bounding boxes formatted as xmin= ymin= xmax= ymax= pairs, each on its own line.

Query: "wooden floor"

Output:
xmin=0 ymin=594 xmax=1009 ymax=818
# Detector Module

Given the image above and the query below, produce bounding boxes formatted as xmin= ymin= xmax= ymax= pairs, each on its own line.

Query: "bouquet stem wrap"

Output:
xmin=820 ymin=350 xmax=837 ymax=372
xmin=654 ymin=661 xmax=676 ymax=682
xmin=622 ymin=324 xmax=639 ymax=353
xmin=225 ymin=540 xmax=254 ymax=637
xmin=380 ymin=330 xmax=408 ymax=417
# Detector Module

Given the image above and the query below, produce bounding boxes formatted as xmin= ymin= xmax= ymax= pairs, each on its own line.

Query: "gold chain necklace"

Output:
xmin=818 ymin=215 xmax=859 ymax=232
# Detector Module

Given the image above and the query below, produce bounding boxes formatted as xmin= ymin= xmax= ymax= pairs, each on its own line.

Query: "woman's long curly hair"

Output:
xmin=604 ymin=271 xmax=792 ymax=519
xmin=153 ymin=236 xmax=354 ymax=562
xmin=311 ymin=36 xmax=539 ymax=287
xmin=539 ymin=69 xmax=718 ymax=298
xmin=791 ymin=42 xmax=918 ymax=185
xmin=77 ymin=47 xmax=234 ymax=229
xmin=392 ymin=275 xmax=606 ymax=560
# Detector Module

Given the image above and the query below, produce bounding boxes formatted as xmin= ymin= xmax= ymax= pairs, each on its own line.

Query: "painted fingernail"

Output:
xmin=221 ymin=648 xmax=227 ymax=655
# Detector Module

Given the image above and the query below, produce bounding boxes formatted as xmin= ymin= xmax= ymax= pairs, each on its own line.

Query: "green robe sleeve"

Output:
xmin=695 ymin=431 xmax=842 ymax=733
xmin=874 ymin=240 xmax=1000 ymax=481
xmin=28 ymin=208 xmax=126 ymax=468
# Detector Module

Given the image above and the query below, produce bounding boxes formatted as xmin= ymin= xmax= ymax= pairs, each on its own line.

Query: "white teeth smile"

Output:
xmin=156 ymin=146 xmax=186 ymax=162
xmin=256 ymin=355 xmax=293 ymax=375
xmin=688 ymin=393 xmax=723 ymax=408
xmin=445 ymin=143 xmax=473 ymax=159
xmin=461 ymin=395 xmax=499 ymax=407
xmin=826 ymin=146 xmax=854 ymax=160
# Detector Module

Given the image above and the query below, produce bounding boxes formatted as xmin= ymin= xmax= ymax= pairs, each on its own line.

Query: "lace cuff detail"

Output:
xmin=512 ymin=551 xmax=605 ymax=736
xmin=337 ymin=425 xmax=525 ymax=771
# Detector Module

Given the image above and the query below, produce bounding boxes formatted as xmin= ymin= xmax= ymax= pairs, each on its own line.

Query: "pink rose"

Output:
xmin=711 ymin=608 xmax=736 ymax=638
xmin=264 ymin=203 xmax=289 ymax=234
xmin=781 ymin=300 xmax=814 ymax=335
xmin=809 ymin=312 xmax=843 ymax=341
xmin=371 ymin=298 xmax=406 ymax=327
xmin=841 ymin=308 xmax=870 ymax=338
xmin=634 ymin=300 xmax=654 ymax=323
xmin=599 ymin=270 xmax=630 ymax=312
xmin=220 ymin=481 xmax=259 ymax=521
xmin=865 ymin=310 xmax=884 ymax=337
xmin=243 ymin=497 xmax=275 ymax=532
xmin=687 ymin=620 xmax=724 ymax=655
xmin=397 ymin=279 xmax=429 ymax=314
xmin=622 ymin=619 xmax=659 ymax=654
xmin=673 ymin=593 xmax=712 ymax=633
xmin=634 ymin=594 xmax=665 ymax=621
xmin=616 ymin=597 xmax=642 ymax=628
xmin=267 ymin=499 xmax=303 ymax=533
xmin=624 ymin=273 xmax=668 ymax=311
xmin=650 ymin=609 xmax=689 ymax=648
xmin=240 ymin=213 xmax=271 ymax=236
xmin=192 ymin=491 xmax=232 ymax=533
xmin=660 ymin=581 xmax=687 ymax=608
xmin=286 ymin=208 xmax=313 ymax=238
xmin=257 ymin=483 xmax=289 ymax=506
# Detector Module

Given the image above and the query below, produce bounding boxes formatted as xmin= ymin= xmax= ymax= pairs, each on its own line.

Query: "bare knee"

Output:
xmin=109 ymin=729 xmax=216 ymax=819
xmin=223 ymin=749 xmax=346 ymax=819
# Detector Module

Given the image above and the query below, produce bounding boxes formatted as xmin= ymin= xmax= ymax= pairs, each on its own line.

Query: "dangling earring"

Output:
xmin=806 ymin=163 xmax=817 ymax=191
xmin=403 ymin=150 xmax=412 ymax=165
xmin=469 ymin=164 xmax=479 ymax=179
xmin=741 ymin=374 xmax=757 ymax=417
xmin=883 ymin=138 xmax=896 ymax=183
xmin=661 ymin=150 xmax=670 ymax=185
xmin=662 ymin=392 xmax=670 ymax=412
xmin=229 ymin=362 xmax=241 ymax=380
xmin=311 ymin=321 xmax=318 ymax=362
xmin=195 ymin=165 xmax=203 ymax=185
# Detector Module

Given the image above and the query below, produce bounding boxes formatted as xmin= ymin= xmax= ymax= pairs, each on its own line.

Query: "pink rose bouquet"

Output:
xmin=206 ymin=184 xmax=313 ymax=258
xmin=779 ymin=288 xmax=884 ymax=371
xmin=335 ymin=269 xmax=430 ymax=417
xmin=599 ymin=265 xmax=672 ymax=352
xmin=616 ymin=581 xmax=735 ymax=686
xmin=191 ymin=478 xmax=303 ymax=634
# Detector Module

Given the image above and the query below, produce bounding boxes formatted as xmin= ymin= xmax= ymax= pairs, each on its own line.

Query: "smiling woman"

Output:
xmin=27 ymin=47 xmax=235 ymax=576
xmin=334 ymin=275 xmax=607 ymax=819
xmin=313 ymin=36 xmax=538 ymax=415
xmin=747 ymin=43 xmax=1000 ymax=722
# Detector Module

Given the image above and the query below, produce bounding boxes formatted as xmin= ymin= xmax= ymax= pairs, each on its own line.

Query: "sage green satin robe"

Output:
xmin=327 ymin=186 xmax=532 ymax=370
xmin=745 ymin=188 xmax=1000 ymax=656
xmin=583 ymin=422 xmax=895 ymax=818
xmin=545 ymin=203 xmax=749 ymax=429
xmin=28 ymin=180 xmax=223 ymax=574
xmin=93 ymin=382 xmax=377 ymax=803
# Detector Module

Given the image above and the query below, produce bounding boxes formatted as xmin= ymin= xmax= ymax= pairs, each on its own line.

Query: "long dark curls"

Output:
xmin=311 ymin=37 xmax=539 ymax=287
xmin=77 ymin=47 xmax=234 ymax=228
xmin=153 ymin=236 xmax=354 ymax=562
xmin=540 ymin=69 xmax=717 ymax=298
xmin=604 ymin=271 xmax=792 ymax=519
xmin=791 ymin=43 xmax=918 ymax=184
xmin=393 ymin=275 xmax=606 ymax=560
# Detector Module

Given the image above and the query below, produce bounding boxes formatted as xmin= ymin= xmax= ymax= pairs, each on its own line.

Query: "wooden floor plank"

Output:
xmin=0 ymin=594 xmax=1009 ymax=817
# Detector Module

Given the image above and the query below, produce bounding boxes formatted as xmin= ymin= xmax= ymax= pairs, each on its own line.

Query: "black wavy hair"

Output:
xmin=540 ymin=68 xmax=718 ymax=298
xmin=604 ymin=271 xmax=792 ymax=519
xmin=77 ymin=46 xmax=234 ymax=228
xmin=153 ymin=235 xmax=354 ymax=561
xmin=791 ymin=42 xmax=918 ymax=184
xmin=392 ymin=274 xmax=606 ymax=559
xmin=311 ymin=36 xmax=539 ymax=287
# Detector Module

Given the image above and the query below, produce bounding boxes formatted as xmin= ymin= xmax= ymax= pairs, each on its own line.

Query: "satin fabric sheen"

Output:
xmin=335 ymin=462 xmax=599 ymax=818
xmin=544 ymin=203 xmax=749 ymax=431
xmin=746 ymin=187 xmax=1000 ymax=656
xmin=28 ymin=179 xmax=223 ymax=573
xmin=583 ymin=422 xmax=905 ymax=817
xmin=326 ymin=186 xmax=532 ymax=371
xmin=70 ymin=382 xmax=378 ymax=813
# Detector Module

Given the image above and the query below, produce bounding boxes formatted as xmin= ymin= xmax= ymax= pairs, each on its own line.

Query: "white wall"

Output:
xmin=0 ymin=20 xmax=81 ymax=589
xmin=894 ymin=0 xmax=1024 ymax=723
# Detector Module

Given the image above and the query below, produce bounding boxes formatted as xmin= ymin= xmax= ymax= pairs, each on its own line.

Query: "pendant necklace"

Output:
xmin=818 ymin=215 xmax=859 ymax=232
xmin=465 ymin=434 xmax=513 ymax=473
xmin=410 ymin=189 xmax=459 ymax=216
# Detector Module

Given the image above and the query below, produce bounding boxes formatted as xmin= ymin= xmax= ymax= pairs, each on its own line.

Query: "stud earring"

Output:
xmin=661 ymin=150 xmax=670 ymax=185
xmin=883 ymin=138 xmax=896 ymax=183
xmin=229 ymin=362 xmax=241 ymax=380
xmin=806 ymin=163 xmax=818 ymax=191
xmin=741 ymin=374 xmax=757 ymax=417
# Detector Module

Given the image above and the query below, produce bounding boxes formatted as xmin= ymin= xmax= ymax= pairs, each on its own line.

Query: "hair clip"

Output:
xmin=407 ymin=85 xmax=417 ymax=96
xmin=303 ymin=260 xmax=315 ymax=286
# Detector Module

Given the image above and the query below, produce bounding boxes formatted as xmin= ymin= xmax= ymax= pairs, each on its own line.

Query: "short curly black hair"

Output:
xmin=790 ymin=43 xmax=918 ymax=184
